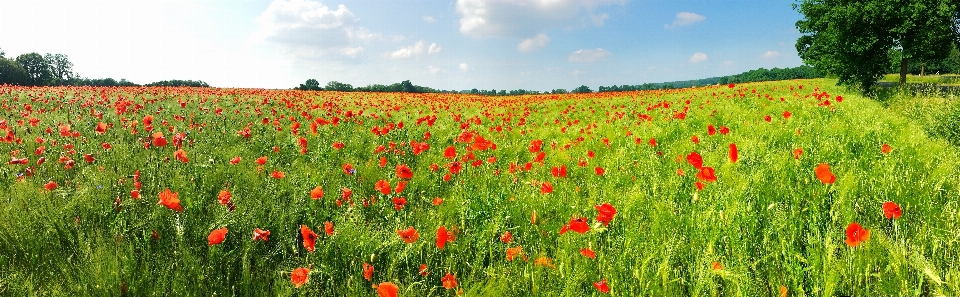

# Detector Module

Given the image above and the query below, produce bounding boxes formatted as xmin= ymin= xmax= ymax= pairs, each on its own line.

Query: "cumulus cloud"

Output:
xmin=689 ymin=52 xmax=707 ymax=63
xmin=255 ymin=0 xmax=379 ymax=59
xmin=568 ymin=48 xmax=612 ymax=63
xmin=428 ymin=65 xmax=442 ymax=74
xmin=762 ymin=50 xmax=780 ymax=59
xmin=518 ymin=33 xmax=550 ymax=52
xmin=423 ymin=16 xmax=437 ymax=23
xmin=386 ymin=40 xmax=441 ymax=59
xmin=456 ymin=0 xmax=624 ymax=38
xmin=459 ymin=63 xmax=470 ymax=71
xmin=665 ymin=11 xmax=705 ymax=28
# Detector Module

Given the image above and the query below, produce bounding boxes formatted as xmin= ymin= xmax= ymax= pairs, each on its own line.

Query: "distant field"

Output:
xmin=0 ymin=79 xmax=958 ymax=296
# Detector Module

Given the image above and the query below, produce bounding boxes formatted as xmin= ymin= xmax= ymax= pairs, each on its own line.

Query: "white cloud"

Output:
xmin=459 ymin=63 xmax=470 ymax=71
xmin=456 ymin=0 xmax=624 ymax=38
xmin=428 ymin=66 xmax=442 ymax=74
xmin=338 ymin=46 xmax=364 ymax=58
xmin=689 ymin=52 xmax=707 ymax=63
xmin=590 ymin=13 xmax=609 ymax=26
xmin=423 ymin=16 xmax=437 ymax=23
xmin=568 ymin=48 xmax=612 ymax=63
xmin=762 ymin=50 xmax=781 ymax=59
xmin=255 ymin=0 xmax=378 ymax=59
xmin=665 ymin=11 xmax=705 ymax=28
xmin=428 ymin=43 xmax=442 ymax=54
xmin=386 ymin=40 xmax=441 ymax=59
xmin=518 ymin=33 xmax=550 ymax=52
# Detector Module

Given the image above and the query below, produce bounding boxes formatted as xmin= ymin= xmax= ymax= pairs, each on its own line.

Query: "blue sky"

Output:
xmin=0 ymin=0 xmax=805 ymax=90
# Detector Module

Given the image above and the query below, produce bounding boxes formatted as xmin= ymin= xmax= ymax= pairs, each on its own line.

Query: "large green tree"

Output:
xmin=0 ymin=57 xmax=30 ymax=85
xmin=15 ymin=52 xmax=53 ymax=86
xmin=795 ymin=0 xmax=960 ymax=92
xmin=44 ymin=53 xmax=74 ymax=85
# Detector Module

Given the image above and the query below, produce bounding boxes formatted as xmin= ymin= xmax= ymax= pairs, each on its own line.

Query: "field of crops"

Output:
xmin=0 ymin=79 xmax=958 ymax=296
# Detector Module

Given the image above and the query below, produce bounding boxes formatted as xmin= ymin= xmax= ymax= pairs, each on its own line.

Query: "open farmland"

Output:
xmin=0 ymin=79 xmax=958 ymax=296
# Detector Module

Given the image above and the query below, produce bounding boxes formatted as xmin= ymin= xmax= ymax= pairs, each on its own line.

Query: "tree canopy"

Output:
xmin=795 ymin=0 xmax=960 ymax=92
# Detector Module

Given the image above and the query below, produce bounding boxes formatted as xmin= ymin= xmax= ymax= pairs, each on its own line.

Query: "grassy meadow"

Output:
xmin=0 ymin=79 xmax=958 ymax=296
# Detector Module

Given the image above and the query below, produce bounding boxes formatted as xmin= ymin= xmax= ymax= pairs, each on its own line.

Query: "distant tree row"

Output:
xmin=597 ymin=66 xmax=823 ymax=92
xmin=297 ymin=79 xmax=442 ymax=93
xmin=0 ymin=46 xmax=209 ymax=87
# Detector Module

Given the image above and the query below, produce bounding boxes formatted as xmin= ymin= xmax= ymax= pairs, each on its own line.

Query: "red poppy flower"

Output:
xmin=271 ymin=170 xmax=285 ymax=179
xmin=217 ymin=189 xmax=231 ymax=205
xmin=323 ymin=221 xmax=334 ymax=236
xmin=500 ymin=231 xmax=513 ymax=243
xmin=432 ymin=197 xmax=443 ymax=206
xmin=764 ymin=115 xmax=772 ymax=122
xmin=711 ymin=261 xmax=723 ymax=271
xmin=506 ymin=246 xmax=525 ymax=261
xmin=444 ymin=146 xmax=456 ymax=159
xmin=332 ymin=142 xmax=345 ymax=149
xmin=580 ymin=248 xmax=596 ymax=259
xmin=729 ymin=143 xmax=738 ymax=163
xmin=174 ymin=149 xmax=188 ymax=163
xmin=529 ymin=139 xmax=543 ymax=153
xmin=593 ymin=279 xmax=610 ymax=293
xmin=691 ymin=135 xmax=699 ymax=144
xmin=252 ymin=228 xmax=270 ymax=241
xmin=540 ymin=182 xmax=553 ymax=194
xmin=341 ymin=187 xmax=353 ymax=200
xmin=695 ymin=181 xmax=705 ymax=191
xmin=230 ymin=156 xmax=241 ymax=165
xmin=595 ymin=203 xmax=617 ymax=226
xmin=882 ymin=201 xmax=902 ymax=219
xmin=845 ymin=222 xmax=869 ymax=247
xmin=310 ymin=186 xmax=324 ymax=200
xmin=783 ymin=110 xmax=792 ymax=119
xmin=151 ymin=132 xmax=167 ymax=147
xmin=441 ymin=273 xmax=457 ymax=289
xmin=594 ymin=166 xmax=605 ymax=176
xmin=648 ymin=138 xmax=657 ymax=147
xmin=814 ymin=163 xmax=836 ymax=184
xmin=551 ymin=165 xmax=568 ymax=178
xmin=255 ymin=156 xmax=267 ymax=165
xmin=719 ymin=126 xmax=730 ymax=135
xmin=881 ymin=143 xmax=892 ymax=154
xmin=392 ymin=197 xmax=406 ymax=210
xmin=395 ymin=164 xmax=413 ymax=179
xmin=301 ymin=225 xmax=317 ymax=252
xmin=419 ymin=264 xmax=429 ymax=276
xmin=696 ymin=167 xmax=717 ymax=183
xmin=559 ymin=217 xmax=590 ymax=235
xmin=397 ymin=226 xmax=419 ymax=243
xmin=44 ymin=180 xmax=57 ymax=191
xmin=363 ymin=262 xmax=374 ymax=281
xmin=375 ymin=179 xmax=391 ymax=195
xmin=707 ymin=124 xmax=716 ymax=136
xmin=448 ymin=162 xmax=463 ymax=174
xmin=291 ymin=267 xmax=310 ymax=288
xmin=375 ymin=282 xmax=399 ymax=297
xmin=793 ymin=148 xmax=803 ymax=160
xmin=686 ymin=152 xmax=703 ymax=169
xmin=208 ymin=228 xmax=227 ymax=246
xmin=158 ymin=188 xmax=183 ymax=212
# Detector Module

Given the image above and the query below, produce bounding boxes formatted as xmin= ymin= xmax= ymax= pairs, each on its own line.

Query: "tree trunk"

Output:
xmin=899 ymin=57 xmax=909 ymax=85
xmin=921 ymin=62 xmax=925 ymax=77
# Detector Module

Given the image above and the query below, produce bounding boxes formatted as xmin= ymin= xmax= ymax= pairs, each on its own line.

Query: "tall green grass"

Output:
xmin=0 ymin=79 xmax=957 ymax=296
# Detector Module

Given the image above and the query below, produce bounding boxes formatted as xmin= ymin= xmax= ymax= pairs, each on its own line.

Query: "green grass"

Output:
xmin=880 ymin=73 xmax=960 ymax=85
xmin=0 ymin=79 xmax=958 ymax=296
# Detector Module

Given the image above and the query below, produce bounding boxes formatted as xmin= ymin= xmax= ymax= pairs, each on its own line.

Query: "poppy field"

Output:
xmin=0 ymin=79 xmax=959 ymax=296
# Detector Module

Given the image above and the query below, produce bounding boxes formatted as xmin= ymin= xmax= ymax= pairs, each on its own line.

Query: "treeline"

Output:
xmin=0 ymin=47 xmax=209 ymax=87
xmin=597 ymin=65 xmax=824 ymax=92
xmin=297 ymin=78 xmax=601 ymax=95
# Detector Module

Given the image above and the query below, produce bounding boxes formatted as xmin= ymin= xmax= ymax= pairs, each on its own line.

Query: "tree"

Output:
xmin=44 ymin=53 xmax=74 ymax=85
xmin=0 ymin=58 xmax=30 ymax=85
xmin=298 ymin=79 xmax=321 ymax=90
xmin=325 ymin=81 xmax=354 ymax=92
xmin=15 ymin=52 xmax=53 ymax=86
xmin=795 ymin=0 xmax=960 ymax=92
xmin=0 ymin=47 xmax=5 ymax=59
xmin=572 ymin=85 xmax=593 ymax=93
xmin=399 ymin=80 xmax=416 ymax=93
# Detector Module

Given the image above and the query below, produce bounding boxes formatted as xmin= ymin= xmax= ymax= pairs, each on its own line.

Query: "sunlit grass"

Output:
xmin=0 ymin=79 xmax=957 ymax=296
